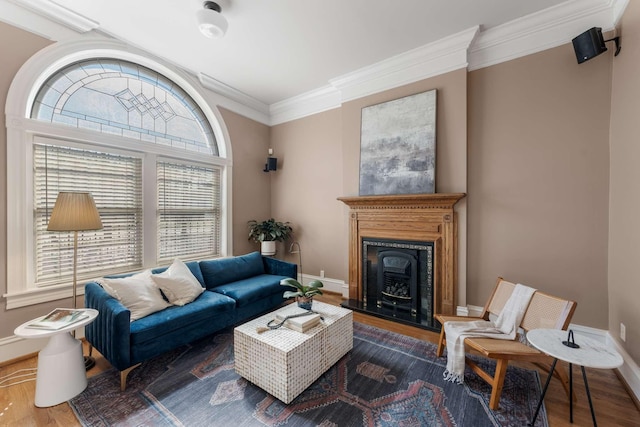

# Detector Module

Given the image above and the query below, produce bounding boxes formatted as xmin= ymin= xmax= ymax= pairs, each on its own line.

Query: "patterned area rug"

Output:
xmin=70 ymin=322 xmax=548 ymax=426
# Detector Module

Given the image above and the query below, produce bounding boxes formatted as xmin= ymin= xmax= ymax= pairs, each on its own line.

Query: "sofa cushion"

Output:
xmin=98 ymin=270 xmax=171 ymax=321
xmin=151 ymin=259 xmax=204 ymax=306
xmin=199 ymin=251 xmax=265 ymax=289
xmin=211 ymin=274 xmax=287 ymax=307
xmin=151 ymin=260 xmax=205 ymax=287
xmin=130 ymin=290 xmax=236 ymax=345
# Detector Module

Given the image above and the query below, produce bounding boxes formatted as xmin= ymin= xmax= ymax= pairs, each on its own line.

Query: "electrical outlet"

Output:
xmin=320 ymin=270 xmax=325 ymax=278
xmin=620 ymin=323 xmax=626 ymax=342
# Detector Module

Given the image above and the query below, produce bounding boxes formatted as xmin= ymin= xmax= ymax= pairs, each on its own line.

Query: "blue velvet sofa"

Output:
xmin=84 ymin=251 xmax=296 ymax=390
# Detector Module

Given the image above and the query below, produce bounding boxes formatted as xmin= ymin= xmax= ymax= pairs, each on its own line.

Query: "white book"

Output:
xmin=276 ymin=306 xmax=321 ymax=332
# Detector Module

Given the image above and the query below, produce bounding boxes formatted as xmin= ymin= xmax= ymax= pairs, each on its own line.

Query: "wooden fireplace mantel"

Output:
xmin=338 ymin=193 xmax=465 ymax=317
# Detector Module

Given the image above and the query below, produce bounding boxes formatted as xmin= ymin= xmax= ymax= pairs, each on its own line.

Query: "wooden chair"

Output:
xmin=434 ymin=277 xmax=577 ymax=410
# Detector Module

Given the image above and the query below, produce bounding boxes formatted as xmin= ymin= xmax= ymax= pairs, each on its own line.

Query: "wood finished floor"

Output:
xmin=1 ymin=292 xmax=638 ymax=426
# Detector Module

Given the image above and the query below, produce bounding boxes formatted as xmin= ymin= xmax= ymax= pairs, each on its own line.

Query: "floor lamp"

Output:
xmin=47 ymin=191 xmax=103 ymax=370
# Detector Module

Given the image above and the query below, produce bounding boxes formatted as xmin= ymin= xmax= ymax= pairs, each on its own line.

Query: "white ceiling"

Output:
xmin=1 ymin=0 xmax=625 ymax=123
xmin=12 ymin=0 xmax=572 ymax=103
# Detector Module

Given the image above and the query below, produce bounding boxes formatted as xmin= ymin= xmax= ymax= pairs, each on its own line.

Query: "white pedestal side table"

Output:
xmin=527 ymin=328 xmax=623 ymax=427
xmin=14 ymin=309 xmax=99 ymax=407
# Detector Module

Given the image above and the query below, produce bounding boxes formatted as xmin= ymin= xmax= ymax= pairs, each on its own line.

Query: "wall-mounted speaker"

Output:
xmin=263 ymin=157 xmax=277 ymax=172
xmin=572 ymin=27 xmax=607 ymax=64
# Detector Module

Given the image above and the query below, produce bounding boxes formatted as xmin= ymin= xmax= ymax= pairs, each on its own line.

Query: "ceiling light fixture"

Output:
xmin=197 ymin=1 xmax=228 ymax=39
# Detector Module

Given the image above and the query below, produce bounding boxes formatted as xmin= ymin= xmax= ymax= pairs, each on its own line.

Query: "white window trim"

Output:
xmin=4 ymin=36 xmax=233 ymax=309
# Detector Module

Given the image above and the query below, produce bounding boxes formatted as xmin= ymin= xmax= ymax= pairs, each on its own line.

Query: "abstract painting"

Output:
xmin=359 ymin=89 xmax=436 ymax=195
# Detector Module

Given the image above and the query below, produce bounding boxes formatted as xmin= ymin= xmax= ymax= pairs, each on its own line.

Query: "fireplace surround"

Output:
xmin=338 ymin=193 xmax=465 ymax=330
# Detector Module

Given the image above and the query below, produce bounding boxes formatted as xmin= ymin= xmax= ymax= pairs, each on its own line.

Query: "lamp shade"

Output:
xmin=47 ymin=192 xmax=103 ymax=232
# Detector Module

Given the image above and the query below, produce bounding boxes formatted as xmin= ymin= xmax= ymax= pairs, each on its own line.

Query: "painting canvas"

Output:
xmin=359 ymin=89 xmax=436 ymax=195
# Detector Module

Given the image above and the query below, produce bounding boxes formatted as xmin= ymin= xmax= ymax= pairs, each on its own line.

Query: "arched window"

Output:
xmin=31 ymin=59 xmax=217 ymax=156
xmin=6 ymin=45 xmax=231 ymax=308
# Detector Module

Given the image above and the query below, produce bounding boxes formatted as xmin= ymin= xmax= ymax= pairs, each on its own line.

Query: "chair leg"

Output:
xmin=489 ymin=359 xmax=509 ymax=410
xmin=436 ymin=328 xmax=447 ymax=357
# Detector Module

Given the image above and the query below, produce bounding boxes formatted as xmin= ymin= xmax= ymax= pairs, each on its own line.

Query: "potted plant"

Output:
xmin=247 ymin=218 xmax=293 ymax=256
xmin=280 ymin=278 xmax=324 ymax=310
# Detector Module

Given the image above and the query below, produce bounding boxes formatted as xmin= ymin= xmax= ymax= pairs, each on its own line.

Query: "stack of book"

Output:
xmin=276 ymin=307 xmax=321 ymax=333
xmin=27 ymin=308 xmax=90 ymax=330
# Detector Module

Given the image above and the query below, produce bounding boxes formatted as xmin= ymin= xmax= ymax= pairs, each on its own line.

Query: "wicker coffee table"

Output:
xmin=234 ymin=301 xmax=353 ymax=403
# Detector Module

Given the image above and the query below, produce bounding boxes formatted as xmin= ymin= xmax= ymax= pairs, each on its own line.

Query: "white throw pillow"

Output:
xmin=99 ymin=270 xmax=171 ymax=321
xmin=151 ymin=259 xmax=204 ymax=306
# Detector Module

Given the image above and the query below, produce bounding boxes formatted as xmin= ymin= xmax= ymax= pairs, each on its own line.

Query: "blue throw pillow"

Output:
xmin=199 ymin=251 xmax=265 ymax=289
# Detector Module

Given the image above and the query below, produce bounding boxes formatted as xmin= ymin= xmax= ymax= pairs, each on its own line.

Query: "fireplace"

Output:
xmin=363 ymin=239 xmax=434 ymax=327
xmin=338 ymin=193 xmax=464 ymax=331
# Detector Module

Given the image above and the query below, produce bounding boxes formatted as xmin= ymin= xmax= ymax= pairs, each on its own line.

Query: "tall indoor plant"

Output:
xmin=247 ymin=218 xmax=293 ymax=255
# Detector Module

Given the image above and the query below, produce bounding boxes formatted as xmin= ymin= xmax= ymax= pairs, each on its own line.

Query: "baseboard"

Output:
xmin=299 ymin=273 xmax=348 ymax=298
xmin=463 ymin=304 xmax=483 ymax=317
xmin=608 ymin=334 xmax=640 ymax=405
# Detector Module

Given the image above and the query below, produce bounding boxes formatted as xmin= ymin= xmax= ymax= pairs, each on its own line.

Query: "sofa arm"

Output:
xmin=84 ymin=282 xmax=132 ymax=371
xmin=262 ymin=256 xmax=297 ymax=279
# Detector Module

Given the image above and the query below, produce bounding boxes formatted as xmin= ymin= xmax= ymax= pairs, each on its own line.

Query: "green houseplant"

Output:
xmin=280 ymin=278 xmax=324 ymax=310
xmin=247 ymin=218 xmax=293 ymax=255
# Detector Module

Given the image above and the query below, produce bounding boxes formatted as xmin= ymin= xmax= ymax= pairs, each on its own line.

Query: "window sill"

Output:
xmin=3 ymin=283 xmax=78 ymax=309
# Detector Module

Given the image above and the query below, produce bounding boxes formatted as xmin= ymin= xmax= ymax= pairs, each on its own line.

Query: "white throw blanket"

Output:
xmin=443 ymin=283 xmax=536 ymax=384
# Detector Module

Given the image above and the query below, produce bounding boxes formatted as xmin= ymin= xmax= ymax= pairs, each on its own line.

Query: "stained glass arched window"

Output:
xmin=31 ymin=58 xmax=218 ymax=156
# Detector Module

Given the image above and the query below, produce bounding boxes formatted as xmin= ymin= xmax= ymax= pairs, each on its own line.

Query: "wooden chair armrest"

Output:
xmin=434 ymin=314 xmax=485 ymax=324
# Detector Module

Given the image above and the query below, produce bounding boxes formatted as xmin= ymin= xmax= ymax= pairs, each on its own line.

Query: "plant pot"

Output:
xmin=296 ymin=296 xmax=313 ymax=310
xmin=261 ymin=241 xmax=276 ymax=256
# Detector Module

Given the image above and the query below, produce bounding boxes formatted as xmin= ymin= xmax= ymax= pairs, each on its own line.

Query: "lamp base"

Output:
xmin=84 ymin=355 xmax=96 ymax=371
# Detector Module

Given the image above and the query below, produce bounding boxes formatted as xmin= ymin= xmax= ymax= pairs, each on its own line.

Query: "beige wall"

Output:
xmin=467 ymin=44 xmax=611 ymax=328
xmin=270 ymin=108 xmax=345 ymax=277
xmin=272 ymin=50 xmax=612 ymax=330
xmin=609 ymin=1 xmax=640 ymax=360
xmin=271 ymin=70 xmax=469 ymax=293
xmin=219 ymin=107 xmax=272 ymax=256
xmin=0 ymin=23 xmax=56 ymax=338
xmin=341 ymin=70 xmax=469 ymax=302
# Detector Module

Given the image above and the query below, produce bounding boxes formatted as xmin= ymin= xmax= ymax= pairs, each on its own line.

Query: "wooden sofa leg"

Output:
xmin=436 ymin=328 xmax=446 ymax=357
xmin=489 ymin=359 xmax=509 ymax=410
xmin=120 ymin=363 xmax=141 ymax=391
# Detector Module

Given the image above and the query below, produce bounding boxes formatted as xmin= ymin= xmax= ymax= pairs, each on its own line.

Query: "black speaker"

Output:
xmin=263 ymin=157 xmax=277 ymax=172
xmin=572 ymin=27 xmax=607 ymax=64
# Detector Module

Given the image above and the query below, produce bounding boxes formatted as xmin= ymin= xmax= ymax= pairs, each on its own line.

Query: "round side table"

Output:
xmin=14 ymin=309 xmax=99 ymax=407
xmin=527 ymin=328 xmax=623 ymax=427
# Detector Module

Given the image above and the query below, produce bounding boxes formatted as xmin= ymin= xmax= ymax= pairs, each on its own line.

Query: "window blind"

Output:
xmin=157 ymin=160 xmax=221 ymax=264
xmin=34 ymin=144 xmax=143 ymax=284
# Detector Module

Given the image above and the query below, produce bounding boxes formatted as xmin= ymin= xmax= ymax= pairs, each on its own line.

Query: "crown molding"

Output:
xmin=612 ymin=0 xmax=630 ymax=25
xmin=329 ymin=26 xmax=479 ymax=103
xmin=199 ymin=73 xmax=271 ymax=125
xmin=468 ymin=0 xmax=622 ymax=71
xmin=269 ymin=26 xmax=478 ymax=125
xmin=0 ymin=0 xmax=79 ymax=40
xmin=9 ymin=0 xmax=99 ymax=33
xmin=269 ymin=85 xmax=341 ymax=126
xmin=3 ymin=0 xmax=627 ymax=126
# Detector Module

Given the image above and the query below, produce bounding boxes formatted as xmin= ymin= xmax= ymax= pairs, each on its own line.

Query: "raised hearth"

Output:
xmin=338 ymin=193 xmax=465 ymax=331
